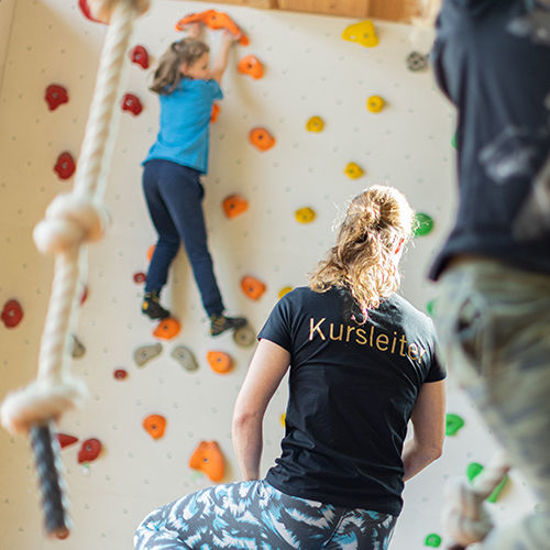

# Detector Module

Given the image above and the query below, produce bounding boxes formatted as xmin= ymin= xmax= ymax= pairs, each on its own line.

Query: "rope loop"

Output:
xmin=33 ymin=194 xmax=110 ymax=254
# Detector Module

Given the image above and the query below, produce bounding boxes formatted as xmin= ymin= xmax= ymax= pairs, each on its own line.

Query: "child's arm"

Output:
xmin=209 ymin=30 xmax=237 ymax=84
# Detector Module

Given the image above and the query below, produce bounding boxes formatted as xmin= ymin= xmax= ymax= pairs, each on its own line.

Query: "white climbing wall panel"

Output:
xmin=0 ymin=1 xmax=537 ymax=549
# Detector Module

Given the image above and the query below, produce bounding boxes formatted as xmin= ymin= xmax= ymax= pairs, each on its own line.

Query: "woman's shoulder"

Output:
xmin=386 ymin=294 xmax=435 ymax=330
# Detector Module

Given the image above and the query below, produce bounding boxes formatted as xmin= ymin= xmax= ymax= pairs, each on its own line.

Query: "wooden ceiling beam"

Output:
xmin=191 ymin=0 xmax=421 ymax=23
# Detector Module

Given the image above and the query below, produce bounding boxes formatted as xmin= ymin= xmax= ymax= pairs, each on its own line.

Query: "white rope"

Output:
xmin=443 ymin=451 xmax=510 ymax=546
xmin=0 ymin=0 xmax=150 ymax=435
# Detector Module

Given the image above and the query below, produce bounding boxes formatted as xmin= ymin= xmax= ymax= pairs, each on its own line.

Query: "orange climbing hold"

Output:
xmin=222 ymin=194 xmax=248 ymax=218
xmin=241 ymin=276 xmax=266 ymax=300
xmin=153 ymin=317 xmax=181 ymax=340
xmin=238 ymin=55 xmax=264 ymax=79
xmin=189 ymin=441 xmax=225 ymax=482
xmin=249 ymin=127 xmax=275 ymax=152
xmin=143 ymin=414 xmax=167 ymax=440
xmin=210 ymin=103 xmax=220 ymax=123
xmin=206 ymin=351 xmax=233 ymax=374
xmin=147 ymin=244 xmax=155 ymax=262
xmin=175 ymin=10 xmax=249 ymax=46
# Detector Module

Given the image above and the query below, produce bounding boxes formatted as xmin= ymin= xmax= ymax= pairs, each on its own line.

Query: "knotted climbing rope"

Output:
xmin=0 ymin=0 xmax=150 ymax=538
xmin=444 ymin=451 xmax=510 ymax=550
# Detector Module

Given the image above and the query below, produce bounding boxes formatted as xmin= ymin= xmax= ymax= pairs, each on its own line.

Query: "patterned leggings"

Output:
xmin=134 ymin=480 xmax=397 ymax=549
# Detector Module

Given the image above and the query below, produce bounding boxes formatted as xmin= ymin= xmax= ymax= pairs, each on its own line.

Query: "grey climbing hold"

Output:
xmin=233 ymin=325 xmax=256 ymax=348
xmin=134 ymin=343 xmax=162 ymax=367
xmin=71 ymin=335 xmax=86 ymax=359
xmin=407 ymin=51 xmax=428 ymax=71
xmin=171 ymin=345 xmax=199 ymax=372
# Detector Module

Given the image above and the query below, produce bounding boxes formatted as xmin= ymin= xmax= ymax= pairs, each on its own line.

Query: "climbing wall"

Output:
xmin=0 ymin=1 xmax=538 ymax=549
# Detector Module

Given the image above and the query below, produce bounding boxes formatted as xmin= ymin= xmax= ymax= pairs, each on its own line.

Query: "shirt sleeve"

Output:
xmin=424 ymin=324 xmax=447 ymax=382
xmin=204 ymin=79 xmax=223 ymax=101
xmin=424 ymin=346 xmax=447 ymax=382
xmin=257 ymin=294 xmax=293 ymax=352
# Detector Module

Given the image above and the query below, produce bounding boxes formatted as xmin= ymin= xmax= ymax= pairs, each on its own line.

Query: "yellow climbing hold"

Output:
xmin=278 ymin=286 xmax=293 ymax=300
xmin=342 ymin=20 xmax=379 ymax=48
xmin=280 ymin=413 xmax=286 ymax=427
xmin=344 ymin=162 xmax=364 ymax=179
xmin=367 ymin=95 xmax=385 ymax=113
xmin=295 ymin=207 xmax=316 ymax=224
xmin=306 ymin=116 xmax=325 ymax=133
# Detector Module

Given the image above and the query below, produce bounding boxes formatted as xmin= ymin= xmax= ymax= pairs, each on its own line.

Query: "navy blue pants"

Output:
xmin=142 ymin=159 xmax=224 ymax=316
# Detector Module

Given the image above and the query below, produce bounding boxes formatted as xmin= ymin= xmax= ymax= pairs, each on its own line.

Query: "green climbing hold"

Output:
xmin=451 ymin=132 xmax=457 ymax=149
xmin=466 ymin=462 xmax=509 ymax=502
xmin=414 ymin=213 xmax=434 ymax=237
xmin=426 ymin=299 xmax=436 ymax=317
xmin=487 ymin=474 xmax=508 ymax=503
xmin=467 ymin=462 xmax=484 ymax=482
xmin=445 ymin=413 xmax=465 ymax=436
xmin=425 ymin=533 xmax=442 ymax=547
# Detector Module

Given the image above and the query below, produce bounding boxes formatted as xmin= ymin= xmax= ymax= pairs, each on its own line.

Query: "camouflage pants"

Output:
xmin=434 ymin=259 xmax=550 ymax=549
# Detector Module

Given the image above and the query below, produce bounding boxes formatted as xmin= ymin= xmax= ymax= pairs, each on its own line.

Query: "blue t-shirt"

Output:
xmin=144 ymin=78 xmax=223 ymax=174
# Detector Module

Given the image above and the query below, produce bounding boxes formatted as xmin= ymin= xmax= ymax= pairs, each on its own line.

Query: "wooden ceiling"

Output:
xmin=194 ymin=0 xmax=423 ymax=23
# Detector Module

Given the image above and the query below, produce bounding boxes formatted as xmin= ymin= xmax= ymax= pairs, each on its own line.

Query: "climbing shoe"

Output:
xmin=210 ymin=314 xmax=247 ymax=336
xmin=141 ymin=291 xmax=171 ymax=320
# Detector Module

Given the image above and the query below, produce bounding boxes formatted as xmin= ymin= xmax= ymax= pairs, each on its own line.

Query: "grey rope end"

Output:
xmin=29 ymin=423 xmax=71 ymax=539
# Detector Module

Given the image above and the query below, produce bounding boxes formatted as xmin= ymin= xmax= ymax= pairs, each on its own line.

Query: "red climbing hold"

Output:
xmin=78 ymin=0 xmax=106 ymax=23
xmin=1 ymin=299 xmax=23 ymax=328
xmin=130 ymin=45 xmax=149 ymax=69
xmin=45 ymin=84 xmax=69 ymax=111
xmin=133 ymin=272 xmax=146 ymax=284
xmin=54 ymin=152 xmax=76 ymax=180
xmin=113 ymin=368 xmax=128 ymax=380
xmin=121 ymin=93 xmax=143 ymax=116
xmin=80 ymin=285 xmax=88 ymax=306
xmin=56 ymin=433 xmax=79 ymax=449
xmin=77 ymin=438 xmax=102 ymax=463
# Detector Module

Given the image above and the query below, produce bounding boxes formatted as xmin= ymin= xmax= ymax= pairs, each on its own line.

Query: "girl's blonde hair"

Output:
xmin=150 ymin=38 xmax=209 ymax=95
xmin=309 ymin=185 xmax=415 ymax=314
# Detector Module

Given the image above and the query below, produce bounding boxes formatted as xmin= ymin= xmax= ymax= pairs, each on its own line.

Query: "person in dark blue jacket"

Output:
xmin=429 ymin=1 xmax=550 ymax=547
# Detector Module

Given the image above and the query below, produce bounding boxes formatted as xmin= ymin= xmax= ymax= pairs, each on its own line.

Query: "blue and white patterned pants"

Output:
xmin=134 ymin=480 xmax=397 ymax=549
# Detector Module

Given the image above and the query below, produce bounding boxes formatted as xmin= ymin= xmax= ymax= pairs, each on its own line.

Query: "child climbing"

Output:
xmin=141 ymin=21 xmax=247 ymax=336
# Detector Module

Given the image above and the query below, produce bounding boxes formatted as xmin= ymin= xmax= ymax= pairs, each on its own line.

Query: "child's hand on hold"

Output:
xmin=222 ymin=29 xmax=239 ymax=45
xmin=184 ymin=21 xmax=201 ymax=39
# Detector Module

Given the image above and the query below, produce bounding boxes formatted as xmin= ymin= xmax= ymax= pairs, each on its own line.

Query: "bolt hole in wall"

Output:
xmin=0 ymin=0 xmax=537 ymax=549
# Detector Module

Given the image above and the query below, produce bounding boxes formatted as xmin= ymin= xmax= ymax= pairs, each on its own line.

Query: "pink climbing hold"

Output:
xmin=121 ymin=93 xmax=143 ymax=116
xmin=1 ymin=299 xmax=23 ymax=328
xmin=78 ymin=438 xmax=102 ymax=464
xmin=45 ymin=84 xmax=69 ymax=111
xmin=130 ymin=45 xmax=149 ymax=69
xmin=54 ymin=152 xmax=76 ymax=180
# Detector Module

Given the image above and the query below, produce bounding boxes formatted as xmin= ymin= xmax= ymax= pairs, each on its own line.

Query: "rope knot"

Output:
xmin=86 ymin=0 xmax=150 ymax=23
xmin=33 ymin=194 xmax=110 ymax=254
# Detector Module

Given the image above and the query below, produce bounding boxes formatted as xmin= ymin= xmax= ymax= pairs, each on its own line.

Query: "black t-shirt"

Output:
xmin=429 ymin=0 xmax=550 ymax=280
xmin=258 ymin=286 xmax=445 ymax=516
